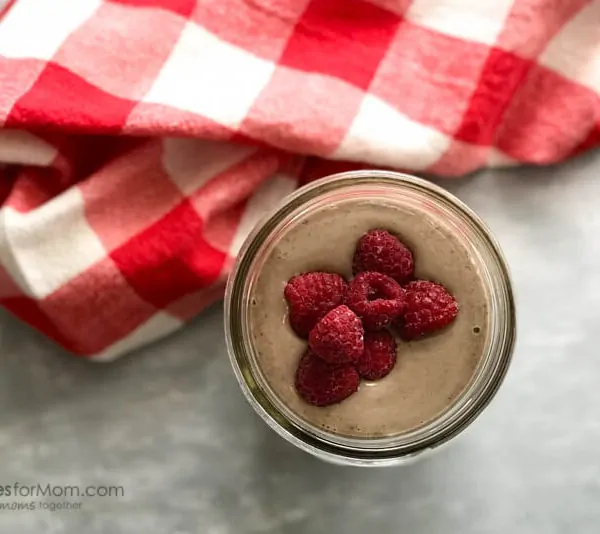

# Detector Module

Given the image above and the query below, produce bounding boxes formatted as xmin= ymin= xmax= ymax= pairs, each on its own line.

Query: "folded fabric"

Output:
xmin=0 ymin=0 xmax=598 ymax=360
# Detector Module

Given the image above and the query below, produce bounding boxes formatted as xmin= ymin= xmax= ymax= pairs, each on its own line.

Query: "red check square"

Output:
xmin=5 ymin=62 xmax=136 ymax=133
xmin=110 ymin=200 xmax=226 ymax=309
xmin=454 ymin=49 xmax=532 ymax=145
xmin=495 ymin=64 xmax=599 ymax=163
xmin=279 ymin=0 xmax=401 ymax=90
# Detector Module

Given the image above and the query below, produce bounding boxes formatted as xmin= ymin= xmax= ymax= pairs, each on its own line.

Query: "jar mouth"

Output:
xmin=225 ymin=171 xmax=516 ymax=466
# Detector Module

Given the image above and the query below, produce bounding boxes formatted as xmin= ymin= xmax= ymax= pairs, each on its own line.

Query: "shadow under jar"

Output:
xmin=225 ymin=170 xmax=516 ymax=467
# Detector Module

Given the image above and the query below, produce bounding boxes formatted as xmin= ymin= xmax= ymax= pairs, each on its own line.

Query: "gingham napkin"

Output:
xmin=0 ymin=0 xmax=598 ymax=360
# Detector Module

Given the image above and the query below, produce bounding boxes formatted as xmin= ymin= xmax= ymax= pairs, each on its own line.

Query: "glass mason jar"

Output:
xmin=224 ymin=170 xmax=516 ymax=467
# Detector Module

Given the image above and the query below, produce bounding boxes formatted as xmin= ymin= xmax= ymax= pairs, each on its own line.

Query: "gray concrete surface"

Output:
xmin=1 ymin=150 xmax=600 ymax=533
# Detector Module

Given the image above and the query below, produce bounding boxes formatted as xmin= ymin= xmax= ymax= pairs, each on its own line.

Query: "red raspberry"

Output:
xmin=353 ymin=229 xmax=414 ymax=284
xmin=356 ymin=330 xmax=397 ymax=381
xmin=284 ymin=272 xmax=347 ymax=338
xmin=395 ymin=280 xmax=459 ymax=340
xmin=295 ymin=350 xmax=360 ymax=407
xmin=308 ymin=305 xmax=364 ymax=364
xmin=345 ymin=271 xmax=406 ymax=330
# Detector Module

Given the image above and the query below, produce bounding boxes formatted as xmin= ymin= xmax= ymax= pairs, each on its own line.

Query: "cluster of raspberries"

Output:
xmin=284 ymin=229 xmax=459 ymax=407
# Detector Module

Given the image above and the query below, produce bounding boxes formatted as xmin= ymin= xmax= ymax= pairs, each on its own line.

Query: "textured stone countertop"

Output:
xmin=1 ymin=151 xmax=600 ymax=533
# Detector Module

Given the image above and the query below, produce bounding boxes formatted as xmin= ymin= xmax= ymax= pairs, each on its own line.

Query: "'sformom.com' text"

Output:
xmin=0 ymin=482 xmax=124 ymax=499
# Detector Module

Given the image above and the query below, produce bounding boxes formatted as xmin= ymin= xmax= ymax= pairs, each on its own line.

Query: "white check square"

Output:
xmin=144 ymin=23 xmax=275 ymax=128
xmin=0 ymin=130 xmax=57 ymax=166
xmin=0 ymin=188 xmax=106 ymax=298
xmin=334 ymin=95 xmax=451 ymax=170
xmin=538 ymin=3 xmax=600 ymax=94
xmin=0 ymin=0 xmax=102 ymax=60
xmin=405 ymin=0 xmax=514 ymax=46
xmin=162 ymin=138 xmax=255 ymax=195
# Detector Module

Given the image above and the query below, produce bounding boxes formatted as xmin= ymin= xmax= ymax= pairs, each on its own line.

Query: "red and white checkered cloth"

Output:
xmin=0 ymin=0 xmax=598 ymax=360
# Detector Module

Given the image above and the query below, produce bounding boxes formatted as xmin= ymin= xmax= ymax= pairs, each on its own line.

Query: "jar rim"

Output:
xmin=225 ymin=170 xmax=516 ymax=466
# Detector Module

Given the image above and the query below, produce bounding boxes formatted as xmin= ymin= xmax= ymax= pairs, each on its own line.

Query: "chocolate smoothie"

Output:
xmin=249 ymin=199 xmax=489 ymax=438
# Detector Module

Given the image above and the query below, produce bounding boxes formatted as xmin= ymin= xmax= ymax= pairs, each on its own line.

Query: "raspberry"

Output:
xmin=353 ymin=229 xmax=414 ymax=284
xmin=356 ymin=330 xmax=397 ymax=381
xmin=395 ymin=280 xmax=459 ymax=340
xmin=308 ymin=305 xmax=364 ymax=364
xmin=295 ymin=350 xmax=360 ymax=407
xmin=284 ymin=272 xmax=347 ymax=338
xmin=345 ymin=271 xmax=406 ymax=330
